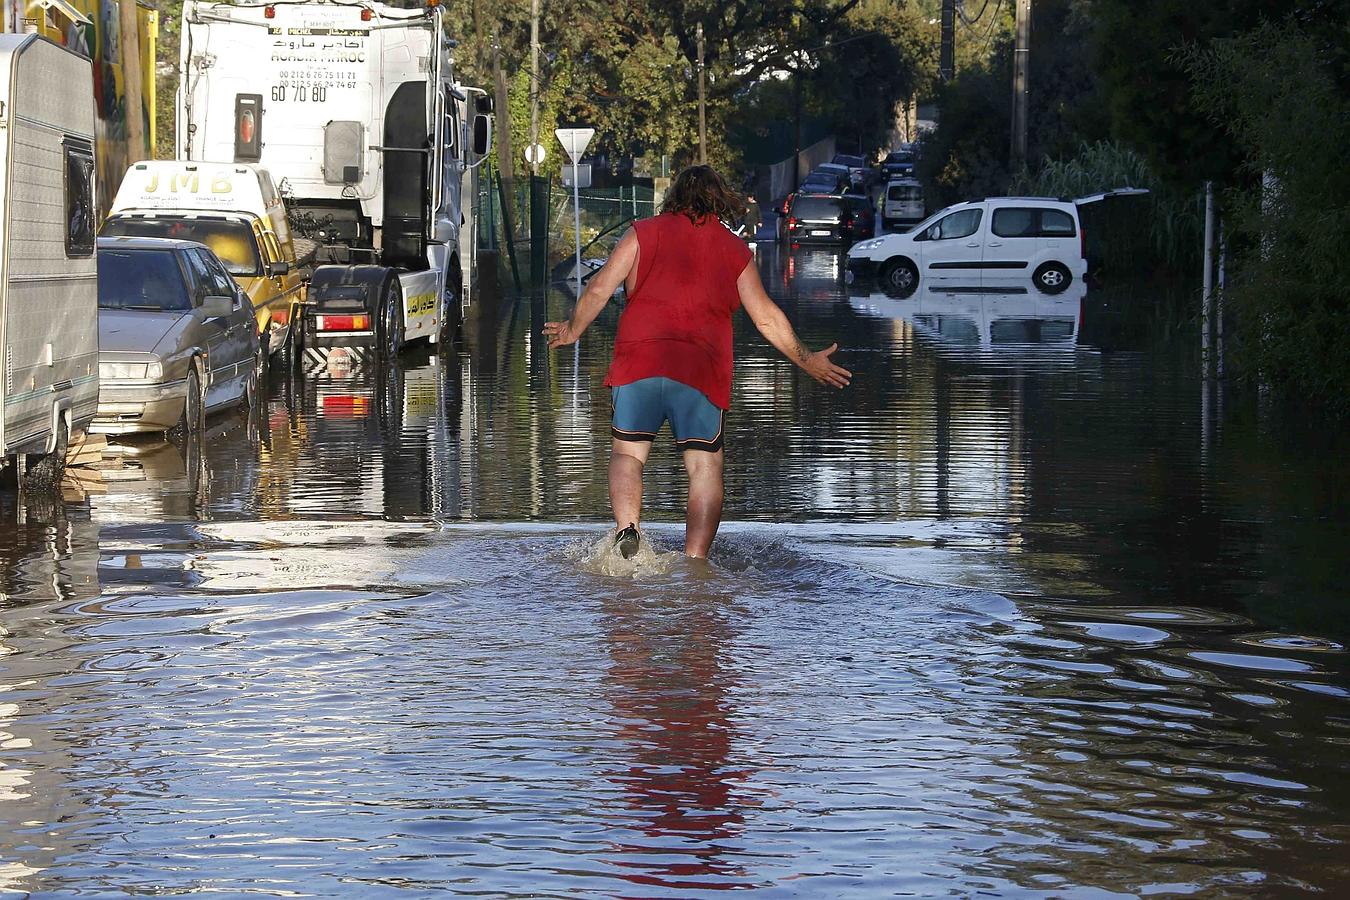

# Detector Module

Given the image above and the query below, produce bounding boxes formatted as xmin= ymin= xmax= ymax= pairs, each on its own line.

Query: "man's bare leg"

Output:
xmin=610 ymin=438 xmax=651 ymax=528
xmin=683 ymin=448 xmax=724 ymax=558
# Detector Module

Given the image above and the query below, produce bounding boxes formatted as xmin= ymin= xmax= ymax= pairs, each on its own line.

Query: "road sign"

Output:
xmin=524 ymin=143 xmax=547 ymax=165
xmin=555 ymin=127 xmax=595 ymax=301
xmin=554 ymin=127 xmax=595 ymax=164
xmin=560 ymin=164 xmax=592 ymax=190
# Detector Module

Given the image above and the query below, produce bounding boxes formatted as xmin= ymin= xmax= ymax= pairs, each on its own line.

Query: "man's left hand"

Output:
xmin=544 ymin=320 xmax=580 ymax=349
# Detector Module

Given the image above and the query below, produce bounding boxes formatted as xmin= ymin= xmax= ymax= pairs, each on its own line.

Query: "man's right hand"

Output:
xmin=802 ymin=342 xmax=852 ymax=389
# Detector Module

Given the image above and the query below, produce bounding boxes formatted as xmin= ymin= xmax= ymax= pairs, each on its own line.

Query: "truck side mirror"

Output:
xmin=472 ymin=114 xmax=492 ymax=157
xmin=268 ymin=260 xmax=291 ymax=277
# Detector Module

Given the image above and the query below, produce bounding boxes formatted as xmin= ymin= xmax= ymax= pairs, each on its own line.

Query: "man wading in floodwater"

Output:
xmin=544 ymin=166 xmax=852 ymax=559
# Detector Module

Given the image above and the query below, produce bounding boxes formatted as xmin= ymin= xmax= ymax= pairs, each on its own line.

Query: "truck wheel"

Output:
xmin=1033 ymin=262 xmax=1072 ymax=294
xmin=438 ymin=283 xmax=462 ymax=349
xmin=881 ymin=258 xmax=919 ymax=297
xmin=380 ymin=279 xmax=404 ymax=361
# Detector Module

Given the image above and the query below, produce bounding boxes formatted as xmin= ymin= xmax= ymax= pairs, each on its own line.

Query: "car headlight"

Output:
xmin=99 ymin=362 xmax=148 ymax=380
xmin=851 ymin=238 xmax=884 ymax=254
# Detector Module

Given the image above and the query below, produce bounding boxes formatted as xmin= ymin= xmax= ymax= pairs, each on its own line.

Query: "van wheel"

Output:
xmin=380 ymin=279 xmax=404 ymax=361
xmin=1033 ymin=262 xmax=1072 ymax=294
xmin=256 ymin=335 xmax=270 ymax=394
xmin=880 ymin=258 xmax=919 ymax=297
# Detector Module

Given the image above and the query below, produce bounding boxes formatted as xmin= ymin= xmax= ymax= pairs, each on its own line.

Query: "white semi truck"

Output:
xmin=177 ymin=0 xmax=491 ymax=367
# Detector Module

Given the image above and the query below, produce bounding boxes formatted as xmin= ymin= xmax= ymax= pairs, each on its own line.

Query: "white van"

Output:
xmin=0 ymin=35 xmax=100 ymax=482
xmin=881 ymin=178 xmax=925 ymax=232
xmin=846 ymin=191 xmax=1146 ymax=296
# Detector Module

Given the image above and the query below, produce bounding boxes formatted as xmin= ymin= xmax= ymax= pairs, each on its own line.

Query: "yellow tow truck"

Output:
xmin=101 ymin=160 xmax=315 ymax=374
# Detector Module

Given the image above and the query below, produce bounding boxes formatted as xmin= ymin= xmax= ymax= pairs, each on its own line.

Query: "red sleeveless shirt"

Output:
xmin=603 ymin=213 xmax=753 ymax=410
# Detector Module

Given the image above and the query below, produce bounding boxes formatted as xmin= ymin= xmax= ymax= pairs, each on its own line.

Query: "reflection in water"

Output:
xmin=0 ymin=250 xmax=1346 ymax=894
xmin=602 ymin=586 xmax=749 ymax=891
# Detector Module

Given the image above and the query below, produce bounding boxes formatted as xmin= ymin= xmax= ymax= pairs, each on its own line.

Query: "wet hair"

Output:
xmin=661 ymin=165 xmax=747 ymax=225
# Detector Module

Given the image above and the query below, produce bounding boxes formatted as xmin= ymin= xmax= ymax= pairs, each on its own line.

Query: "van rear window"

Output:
xmin=887 ymin=184 xmax=922 ymax=201
xmin=992 ymin=207 xmax=1077 ymax=238
xmin=100 ymin=217 xmax=261 ymax=276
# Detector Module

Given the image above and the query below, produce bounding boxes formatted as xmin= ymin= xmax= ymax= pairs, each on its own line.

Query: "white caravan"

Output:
xmin=0 ymin=35 xmax=99 ymax=481
xmin=177 ymin=0 xmax=491 ymax=367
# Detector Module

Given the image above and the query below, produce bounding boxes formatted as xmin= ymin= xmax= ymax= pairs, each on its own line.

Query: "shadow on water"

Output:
xmin=0 ymin=246 xmax=1346 ymax=894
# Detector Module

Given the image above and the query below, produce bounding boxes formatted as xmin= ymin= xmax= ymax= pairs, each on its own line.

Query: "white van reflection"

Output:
xmin=849 ymin=281 xmax=1087 ymax=353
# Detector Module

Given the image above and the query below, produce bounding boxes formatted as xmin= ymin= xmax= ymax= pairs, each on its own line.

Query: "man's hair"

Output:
xmin=661 ymin=165 xmax=747 ymax=224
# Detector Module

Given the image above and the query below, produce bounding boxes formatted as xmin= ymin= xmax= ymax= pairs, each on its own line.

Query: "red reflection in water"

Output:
xmin=601 ymin=594 xmax=755 ymax=892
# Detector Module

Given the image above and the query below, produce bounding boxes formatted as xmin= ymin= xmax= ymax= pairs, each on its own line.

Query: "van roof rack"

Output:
xmin=968 ymin=195 xmax=1063 ymax=203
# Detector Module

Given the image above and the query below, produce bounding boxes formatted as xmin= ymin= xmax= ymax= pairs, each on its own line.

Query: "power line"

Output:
xmin=958 ymin=0 xmax=993 ymax=28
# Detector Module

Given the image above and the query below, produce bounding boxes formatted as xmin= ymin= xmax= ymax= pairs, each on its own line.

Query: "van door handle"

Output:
xmin=987 ymin=241 xmax=1003 ymax=247
xmin=965 ymin=241 xmax=980 ymax=247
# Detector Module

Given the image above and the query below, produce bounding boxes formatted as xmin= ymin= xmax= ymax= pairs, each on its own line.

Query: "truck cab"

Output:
xmin=101 ymin=160 xmax=313 ymax=368
xmin=177 ymin=1 xmax=491 ymax=371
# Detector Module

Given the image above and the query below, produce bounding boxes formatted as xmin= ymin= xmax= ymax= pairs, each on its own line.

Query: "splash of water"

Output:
xmin=566 ymin=526 xmax=684 ymax=578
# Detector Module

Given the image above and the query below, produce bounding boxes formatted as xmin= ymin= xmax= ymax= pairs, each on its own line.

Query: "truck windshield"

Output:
xmin=101 ymin=217 xmax=261 ymax=276
xmin=97 ymin=249 xmax=191 ymax=311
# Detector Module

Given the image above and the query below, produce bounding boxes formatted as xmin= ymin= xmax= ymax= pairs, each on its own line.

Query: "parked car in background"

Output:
xmin=847 ymin=196 xmax=1093 ymax=296
xmin=842 ymin=194 xmax=877 ymax=240
xmin=783 ymin=193 xmax=875 ymax=247
xmin=881 ymin=178 xmax=926 ymax=231
xmin=92 ymin=237 xmax=260 ymax=438
xmin=799 ymin=169 xmax=849 ymax=194
xmin=880 ymin=146 xmax=916 ymax=181
xmin=831 ymin=154 xmax=875 ymax=190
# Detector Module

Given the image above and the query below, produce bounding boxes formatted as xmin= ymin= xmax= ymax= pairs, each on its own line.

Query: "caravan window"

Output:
xmin=64 ymin=141 xmax=96 ymax=258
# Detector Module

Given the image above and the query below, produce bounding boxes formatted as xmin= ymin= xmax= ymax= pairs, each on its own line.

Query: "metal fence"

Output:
xmin=477 ymin=165 xmax=656 ymax=292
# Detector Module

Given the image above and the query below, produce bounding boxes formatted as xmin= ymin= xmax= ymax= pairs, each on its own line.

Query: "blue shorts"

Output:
xmin=611 ymin=377 xmax=725 ymax=452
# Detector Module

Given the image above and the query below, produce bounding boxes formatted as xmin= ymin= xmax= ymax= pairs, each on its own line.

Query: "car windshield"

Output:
xmin=792 ymin=197 xmax=842 ymax=219
xmin=100 ymin=216 xmax=261 ymax=276
xmin=97 ymin=249 xmax=191 ymax=311
xmin=886 ymin=151 xmax=914 ymax=164
xmin=888 ymin=184 xmax=923 ymax=201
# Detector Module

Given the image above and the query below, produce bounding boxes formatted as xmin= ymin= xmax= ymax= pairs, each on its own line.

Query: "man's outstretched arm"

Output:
xmin=736 ymin=261 xmax=852 ymax=389
xmin=543 ymin=229 xmax=638 ymax=349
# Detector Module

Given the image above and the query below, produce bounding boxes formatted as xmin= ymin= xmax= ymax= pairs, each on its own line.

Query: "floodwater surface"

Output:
xmin=0 ymin=247 xmax=1347 ymax=896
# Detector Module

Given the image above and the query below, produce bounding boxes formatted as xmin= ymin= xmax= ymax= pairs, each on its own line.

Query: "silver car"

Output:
xmin=92 ymin=236 xmax=260 ymax=436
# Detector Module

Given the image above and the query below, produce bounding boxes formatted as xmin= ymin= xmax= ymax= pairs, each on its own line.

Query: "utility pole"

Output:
xmin=696 ymin=22 xmax=707 ymax=164
xmin=119 ymin=0 xmax=145 ymax=158
xmin=1010 ymin=0 xmax=1031 ymax=170
xmin=491 ymin=27 xmax=514 ymax=181
xmin=529 ymin=0 xmax=540 ymax=176
xmin=940 ymin=0 xmax=955 ymax=82
xmin=792 ymin=60 xmax=802 ymax=191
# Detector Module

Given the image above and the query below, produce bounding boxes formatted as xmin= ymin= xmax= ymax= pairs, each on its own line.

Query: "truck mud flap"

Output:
xmin=302 ymin=345 xmax=375 ymax=377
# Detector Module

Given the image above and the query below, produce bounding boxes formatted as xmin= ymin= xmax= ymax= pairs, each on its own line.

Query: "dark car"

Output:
xmin=831 ymin=153 xmax=876 ymax=190
xmin=798 ymin=172 xmax=849 ymax=195
xmin=880 ymin=147 xmax=916 ymax=181
xmin=841 ymin=194 xmax=877 ymax=240
xmin=783 ymin=193 xmax=874 ymax=246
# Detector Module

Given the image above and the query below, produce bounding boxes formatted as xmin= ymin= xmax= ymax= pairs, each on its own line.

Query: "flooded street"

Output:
xmin=1 ymin=248 xmax=1348 ymax=895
